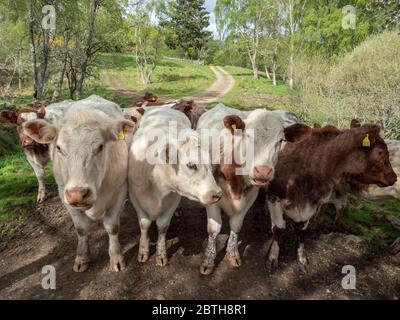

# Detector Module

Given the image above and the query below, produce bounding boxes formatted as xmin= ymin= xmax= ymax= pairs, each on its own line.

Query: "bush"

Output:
xmin=294 ymin=31 xmax=400 ymax=138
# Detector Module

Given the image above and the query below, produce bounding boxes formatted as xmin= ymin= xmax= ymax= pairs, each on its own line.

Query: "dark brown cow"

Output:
xmin=316 ymin=119 xmax=400 ymax=225
xmin=265 ymin=123 xmax=397 ymax=272
xmin=171 ymin=99 xmax=207 ymax=129
xmin=1 ymin=106 xmax=50 ymax=203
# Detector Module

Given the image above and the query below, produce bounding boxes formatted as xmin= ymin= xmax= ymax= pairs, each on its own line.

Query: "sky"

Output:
xmin=204 ymin=0 xmax=218 ymax=38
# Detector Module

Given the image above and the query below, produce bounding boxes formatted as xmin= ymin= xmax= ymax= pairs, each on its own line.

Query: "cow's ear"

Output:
xmin=284 ymin=123 xmax=312 ymax=143
xmin=354 ymin=124 xmax=380 ymax=148
xmin=37 ymin=106 xmax=46 ymax=119
xmin=22 ymin=119 xmax=57 ymax=144
xmin=0 ymin=111 xmax=18 ymax=124
xmin=136 ymin=107 xmax=145 ymax=115
xmin=107 ymin=120 xmax=135 ymax=141
xmin=350 ymin=119 xmax=361 ymax=128
xmin=223 ymin=115 xmax=245 ymax=134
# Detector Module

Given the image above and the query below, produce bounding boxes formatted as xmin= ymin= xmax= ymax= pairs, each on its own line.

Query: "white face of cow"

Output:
xmin=238 ymin=110 xmax=285 ymax=186
xmin=22 ymin=110 xmax=134 ymax=211
xmin=169 ymin=132 xmax=222 ymax=205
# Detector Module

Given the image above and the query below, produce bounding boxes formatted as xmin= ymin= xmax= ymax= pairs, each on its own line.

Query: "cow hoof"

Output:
xmin=73 ymin=261 xmax=89 ymax=273
xmin=266 ymin=258 xmax=278 ymax=274
xmin=137 ymin=251 xmax=149 ymax=263
xmin=200 ymin=262 xmax=214 ymax=275
xmin=110 ymin=255 xmax=126 ymax=272
xmin=37 ymin=192 xmax=46 ymax=203
xmin=227 ymin=252 xmax=242 ymax=267
xmin=155 ymin=253 xmax=168 ymax=267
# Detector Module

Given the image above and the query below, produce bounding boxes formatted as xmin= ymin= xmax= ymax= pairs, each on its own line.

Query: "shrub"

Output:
xmin=294 ymin=31 xmax=400 ymax=139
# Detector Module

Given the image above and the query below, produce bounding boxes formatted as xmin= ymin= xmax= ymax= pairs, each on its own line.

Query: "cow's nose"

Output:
xmin=203 ymin=190 xmax=223 ymax=205
xmin=252 ymin=166 xmax=274 ymax=185
xmin=65 ymin=187 xmax=91 ymax=206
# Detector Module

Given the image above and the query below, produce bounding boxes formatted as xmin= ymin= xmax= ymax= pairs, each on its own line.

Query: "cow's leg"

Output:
xmin=137 ymin=210 xmax=152 ymax=263
xmin=267 ymin=200 xmax=286 ymax=272
xmin=155 ymin=210 xmax=175 ymax=267
xmin=333 ymin=192 xmax=348 ymax=225
xmin=69 ymin=210 xmax=92 ymax=272
xmin=200 ymin=204 xmax=222 ymax=275
xmin=103 ymin=186 xmax=126 ymax=272
xmin=294 ymin=220 xmax=309 ymax=273
xmin=315 ymin=203 xmax=328 ymax=226
xmin=26 ymin=153 xmax=46 ymax=203
xmin=226 ymin=210 xmax=247 ymax=267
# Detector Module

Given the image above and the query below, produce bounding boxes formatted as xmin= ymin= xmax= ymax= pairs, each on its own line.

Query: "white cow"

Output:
xmin=196 ymin=103 xmax=298 ymax=275
xmin=22 ymin=95 xmax=135 ymax=272
xmin=128 ymin=107 xmax=222 ymax=266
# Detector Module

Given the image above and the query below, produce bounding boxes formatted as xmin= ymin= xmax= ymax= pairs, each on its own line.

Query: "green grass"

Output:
xmin=322 ymin=196 xmax=400 ymax=247
xmin=220 ymin=65 xmax=290 ymax=110
xmin=0 ymin=151 xmax=54 ymax=237
xmin=97 ymin=53 xmax=216 ymax=100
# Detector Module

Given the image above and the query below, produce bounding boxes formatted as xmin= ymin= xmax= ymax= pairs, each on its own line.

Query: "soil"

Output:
xmin=102 ymin=65 xmax=235 ymax=105
xmin=0 ymin=188 xmax=399 ymax=300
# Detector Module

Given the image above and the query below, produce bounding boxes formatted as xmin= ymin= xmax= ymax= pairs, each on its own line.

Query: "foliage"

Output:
xmin=161 ymin=0 xmax=211 ymax=59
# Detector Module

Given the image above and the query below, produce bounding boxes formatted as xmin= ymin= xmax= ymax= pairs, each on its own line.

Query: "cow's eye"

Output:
xmin=186 ymin=162 xmax=198 ymax=170
xmin=96 ymin=144 xmax=104 ymax=155
xmin=56 ymin=145 xmax=63 ymax=154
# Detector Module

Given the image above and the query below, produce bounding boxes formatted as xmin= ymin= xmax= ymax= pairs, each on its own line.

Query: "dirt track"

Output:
xmin=102 ymin=65 xmax=234 ymax=104
xmin=0 ymin=187 xmax=399 ymax=300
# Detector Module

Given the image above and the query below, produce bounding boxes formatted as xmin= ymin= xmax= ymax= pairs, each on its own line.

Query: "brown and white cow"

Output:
xmin=265 ymin=123 xmax=397 ymax=272
xmin=22 ymin=95 xmax=135 ymax=272
xmin=129 ymin=106 xmax=222 ymax=266
xmin=196 ymin=103 xmax=303 ymax=275
xmin=317 ymin=119 xmax=400 ymax=225
xmin=1 ymin=101 xmax=72 ymax=202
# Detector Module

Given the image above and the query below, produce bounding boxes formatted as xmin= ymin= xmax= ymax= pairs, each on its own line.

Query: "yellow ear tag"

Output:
xmin=231 ymin=124 xmax=237 ymax=130
xmin=362 ymin=134 xmax=370 ymax=147
xmin=117 ymin=131 xmax=125 ymax=141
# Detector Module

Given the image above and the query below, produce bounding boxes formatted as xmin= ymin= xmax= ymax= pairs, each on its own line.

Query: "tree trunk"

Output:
xmin=36 ymin=30 xmax=50 ymax=100
xmin=264 ymin=64 xmax=271 ymax=80
xmin=248 ymin=51 xmax=258 ymax=80
xmin=53 ymin=33 xmax=69 ymax=101
xmin=76 ymin=0 xmax=98 ymax=100
xmin=272 ymin=62 xmax=277 ymax=86
xmin=288 ymin=50 xmax=294 ymax=90
xmin=28 ymin=0 xmax=38 ymax=98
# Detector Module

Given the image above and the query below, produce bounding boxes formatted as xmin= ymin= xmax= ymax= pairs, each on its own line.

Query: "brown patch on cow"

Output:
xmin=268 ymin=124 xmax=396 ymax=211
xmin=0 ymin=111 xmax=18 ymax=124
xmin=214 ymin=116 xmax=250 ymax=199
xmin=136 ymin=107 xmax=145 ymax=115
xmin=172 ymin=100 xmax=206 ymax=129
xmin=223 ymin=115 xmax=245 ymax=135
xmin=133 ymin=92 xmax=160 ymax=107
xmin=284 ymin=123 xmax=312 ymax=143
xmin=130 ymin=116 xmax=138 ymax=123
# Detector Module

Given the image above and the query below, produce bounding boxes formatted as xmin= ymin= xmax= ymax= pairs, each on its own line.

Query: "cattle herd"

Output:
xmin=1 ymin=93 xmax=399 ymax=275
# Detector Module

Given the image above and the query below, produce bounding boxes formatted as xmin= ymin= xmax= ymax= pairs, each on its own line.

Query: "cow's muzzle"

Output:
xmin=250 ymin=165 xmax=274 ymax=186
xmin=65 ymin=187 xmax=93 ymax=211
